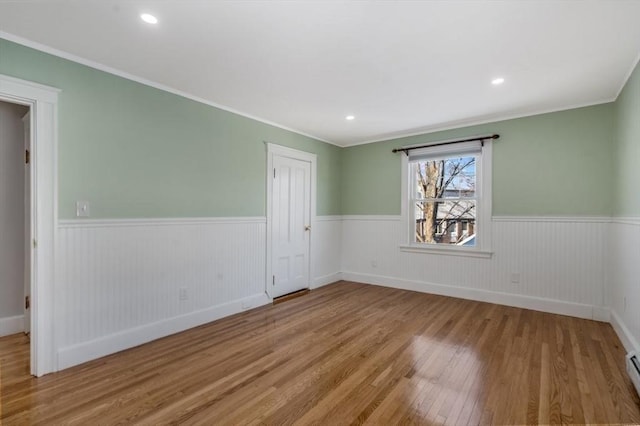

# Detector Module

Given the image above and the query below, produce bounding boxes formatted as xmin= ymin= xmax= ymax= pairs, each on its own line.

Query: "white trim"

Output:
xmin=0 ymin=32 xmax=338 ymax=147
xmin=611 ymin=310 xmax=640 ymax=353
xmin=345 ymin=99 xmax=615 ymax=147
xmin=493 ymin=215 xmax=611 ymax=223
xmin=615 ymin=50 xmax=640 ymax=99
xmin=342 ymin=272 xmax=606 ymax=321
xmin=315 ymin=215 xmax=343 ymax=222
xmin=265 ymin=143 xmax=318 ymax=163
xmin=311 ymin=272 xmax=343 ymax=289
xmin=0 ymin=73 xmax=58 ymax=377
xmin=342 ymin=215 xmax=402 ymax=221
xmin=401 ymin=155 xmax=409 ymax=242
xmin=0 ymin=73 xmax=61 ymax=103
xmin=611 ymin=217 xmax=640 ymax=226
xmin=58 ymin=216 xmax=266 ymax=228
xmin=265 ymin=143 xmax=317 ymax=299
xmin=479 ymin=139 xmax=492 ymax=250
xmin=56 ymin=293 xmax=270 ymax=371
xmin=398 ymin=245 xmax=492 ymax=259
xmin=0 ymin=315 xmax=24 ymax=337
xmin=592 ymin=306 xmax=611 ymax=323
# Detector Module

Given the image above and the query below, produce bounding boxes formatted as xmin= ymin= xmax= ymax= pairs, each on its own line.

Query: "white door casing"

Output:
xmin=23 ymin=110 xmax=31 ymax=334
xmin=265 ymin=143 xmax=316 ymax=299
xmin=0 ymin=73 xmax=59 ymax=376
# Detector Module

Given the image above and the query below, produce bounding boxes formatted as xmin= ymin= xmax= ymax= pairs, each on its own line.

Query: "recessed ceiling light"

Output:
xmin=345 ymin=115 xmax=355 ymax=120
xmin=491 ymin=77 xmax=505 ymax=85
xmin=140 ymin=13 xmax=158 ymax=24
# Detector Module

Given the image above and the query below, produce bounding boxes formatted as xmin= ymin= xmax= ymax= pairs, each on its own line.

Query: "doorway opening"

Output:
xmin=0 ymin=73 xmax=58 ymax=377
xmin=0 ymin=100 xmax=31 ymax=374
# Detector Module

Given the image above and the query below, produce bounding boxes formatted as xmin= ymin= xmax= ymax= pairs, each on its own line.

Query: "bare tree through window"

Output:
xmin=413 ymin=156 xmax=477 ymax=245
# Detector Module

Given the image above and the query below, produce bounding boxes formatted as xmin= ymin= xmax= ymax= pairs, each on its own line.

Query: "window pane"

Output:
xmin=442 ymin=156 xmax=476 ymax=198
xmin=414 ymin=200 xmax=476 ymax=246
xmin=415 ymin=157 xmax=476 ymax=200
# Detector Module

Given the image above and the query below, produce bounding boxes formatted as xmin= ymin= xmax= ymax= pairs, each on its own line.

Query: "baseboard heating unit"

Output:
xmin=626 ymin=351 xmax=640 ymax=397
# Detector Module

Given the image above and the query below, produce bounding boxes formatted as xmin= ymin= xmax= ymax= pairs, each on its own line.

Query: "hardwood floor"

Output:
xmin=1 ymin=281 xmax=639 ymax=425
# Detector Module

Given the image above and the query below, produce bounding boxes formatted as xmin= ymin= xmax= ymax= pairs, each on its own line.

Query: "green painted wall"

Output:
xmin=0 ymin=39 xmax=342 ymax=218
xmin=613 ymin=60 xmax=640 ymax=217
xmin=342 ymin=104 xmax=615 ymax=216
xmin=0 ymin=38 xmax=622 ymax=219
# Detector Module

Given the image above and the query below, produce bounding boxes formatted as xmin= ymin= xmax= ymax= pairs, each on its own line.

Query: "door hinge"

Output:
xmin=32 ymin=239 xmax=37 ymax=248
xmin=25 ymin=149 xmax=30 ymax=164
xmin=25 ymin=295 xmax=30 ymax=310
xmin=272 ymin=275 xmax=275 ymax=286
xmin=273 ymin=168 xmax=276 ymax=179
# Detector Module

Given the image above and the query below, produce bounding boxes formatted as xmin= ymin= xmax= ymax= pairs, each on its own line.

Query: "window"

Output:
xmin=412 ymin=154 xmax=477 ymax=245
xmin=401 ymin=139 xmax=492 ymax=257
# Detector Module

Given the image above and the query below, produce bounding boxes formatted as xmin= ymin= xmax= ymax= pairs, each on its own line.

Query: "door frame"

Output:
xmin=265 ymin=143 xmax=316 ymax=299
xmin=0 ymin=73 xmax=59 ymax=377
xmin=22 ymin=110 xmax=31 ymax=335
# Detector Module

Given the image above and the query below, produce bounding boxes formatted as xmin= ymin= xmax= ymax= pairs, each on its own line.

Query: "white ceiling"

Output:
xmin=1 ymin=1 xmax=639 ymax=146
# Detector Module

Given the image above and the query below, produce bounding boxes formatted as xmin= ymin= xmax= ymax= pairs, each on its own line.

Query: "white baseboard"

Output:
xmin=311 ymin=272 xmax=343 ymax=289
xmin=57 ymin=293 xmax=271 ymax=371
xmin=592 ymin=306 xmax=611 ymax=322
xmin=0 ymin=315 xmax=24 ymax=337
xmin=342 ymin=272 xmax=604 ymax=321
xmin=610 ymin=310 xmax=640 ymax=353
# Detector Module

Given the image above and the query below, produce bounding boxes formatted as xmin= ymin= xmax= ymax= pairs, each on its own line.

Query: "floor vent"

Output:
xmin=626 ymin=351 xmax=640 ymax=397
xmin=273 ymin=288 xmax=310 ymax=305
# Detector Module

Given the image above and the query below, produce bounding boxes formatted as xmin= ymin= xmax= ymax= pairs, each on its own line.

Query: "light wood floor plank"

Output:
xmin=1 ymin=281 xmax=639 ymax=425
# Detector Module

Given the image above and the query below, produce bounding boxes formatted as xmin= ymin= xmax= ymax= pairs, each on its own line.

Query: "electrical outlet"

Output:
xmin=371 ymin=260 xmax=378 ymax=268
xmin=510 ymin=272 xmax=521 ymax=284
xmin=179 ymin=287 xmax=188 ymax=301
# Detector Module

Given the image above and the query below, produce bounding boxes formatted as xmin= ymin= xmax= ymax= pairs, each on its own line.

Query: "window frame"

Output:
xmin=399 ymin=139 xmax=493 ymax=258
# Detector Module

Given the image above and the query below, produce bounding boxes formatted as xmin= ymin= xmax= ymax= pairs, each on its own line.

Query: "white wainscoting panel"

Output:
xmin=609 ymin=219 xmax=640 ymax=352
xmin=342 ymin=216 xmax=609 ymax=320
xmin=56 ymin=218 xmax=268 ymax=369
xmin=312 ymin=216 xmax=343 ymax=288
xmin=52 ymin=214 xmax=621 ymax=370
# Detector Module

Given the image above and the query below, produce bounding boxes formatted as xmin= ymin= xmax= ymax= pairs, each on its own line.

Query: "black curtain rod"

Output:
xmin=392 ymin=134 xmax=500 ymax=155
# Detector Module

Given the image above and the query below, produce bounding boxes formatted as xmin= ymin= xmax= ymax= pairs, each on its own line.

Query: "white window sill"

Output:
xmin=399 ymin=244 xmax=493 ymax=259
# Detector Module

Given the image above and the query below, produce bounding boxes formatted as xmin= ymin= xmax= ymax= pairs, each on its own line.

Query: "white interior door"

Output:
xmin=271 ymin=154 xmax=311 ymax=298
xmin=23 ymin=110 xmax=31 ymax=334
